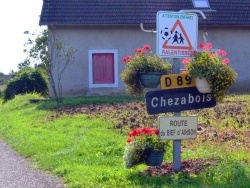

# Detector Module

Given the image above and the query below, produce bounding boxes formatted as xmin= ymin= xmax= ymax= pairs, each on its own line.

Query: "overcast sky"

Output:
xmin=0 ymin=0 xmax=44 ymax=74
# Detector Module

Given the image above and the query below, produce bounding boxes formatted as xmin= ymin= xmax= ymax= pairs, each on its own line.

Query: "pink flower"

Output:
xmin=143 ymin=44 xmax=151 ymax=50
xmin=217 ymin=49 xmax=227 ymax=57
xmin=182 ymin=58 xmax=191 ymax=65
xmin=222 ymin=58 xmax=230 ymax=65
xmin=199 ymin=42 xmax=212 ymax=51
xmin=203 ymin=43 xmax=213 ymax=51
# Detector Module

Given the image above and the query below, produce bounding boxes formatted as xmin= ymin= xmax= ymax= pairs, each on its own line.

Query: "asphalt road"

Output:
xmin=0 ymin=139 xmax=65 ymax=188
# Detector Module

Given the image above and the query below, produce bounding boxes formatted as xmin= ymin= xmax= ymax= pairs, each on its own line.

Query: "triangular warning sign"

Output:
xmin=162 ymin=20 xmax=192 ymax=50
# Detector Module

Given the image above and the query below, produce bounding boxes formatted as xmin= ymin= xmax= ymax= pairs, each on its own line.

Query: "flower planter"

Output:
xmin=144 ymin=149 xmax=165 ymax=166
xmin=139 ymin=72 xmax=163 ymax=88
xmin=195 ymin=78 xmax=211 ymax=93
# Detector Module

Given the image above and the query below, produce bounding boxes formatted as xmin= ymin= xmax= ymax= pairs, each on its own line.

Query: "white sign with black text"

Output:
xmin=158 ymin=116 xmax=198 ymax=140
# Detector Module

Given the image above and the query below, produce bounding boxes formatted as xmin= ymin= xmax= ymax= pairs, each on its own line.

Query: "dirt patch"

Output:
xmin=142 ymin=158 xmax=218 ymax=176
xmin=52 ymin=100 xmax=249 ymax=176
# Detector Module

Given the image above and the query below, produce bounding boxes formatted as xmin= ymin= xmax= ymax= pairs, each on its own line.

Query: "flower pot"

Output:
xmin=195 ymin=78 xmax=211 ymax=93
xmin=144 ymin=149 xmax=165 ymax=166
xmin=139 ymin=72 xmax=163 ymax=88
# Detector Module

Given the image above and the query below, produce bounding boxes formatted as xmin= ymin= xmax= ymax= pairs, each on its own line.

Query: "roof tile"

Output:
xmin=39 ymin=0 xmax=250 ymax=26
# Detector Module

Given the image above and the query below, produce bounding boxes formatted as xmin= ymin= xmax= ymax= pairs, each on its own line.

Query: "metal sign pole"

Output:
xmin=172 ymin=58 xmax=181 ymax=172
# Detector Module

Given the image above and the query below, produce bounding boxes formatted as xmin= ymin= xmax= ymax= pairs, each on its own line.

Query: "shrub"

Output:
xmin=3 ymin=68 xmax=48 ymax=102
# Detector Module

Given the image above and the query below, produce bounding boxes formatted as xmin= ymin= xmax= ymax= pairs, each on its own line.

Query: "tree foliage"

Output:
xmin=3 ymin=67 xmax=48 ymax=102
xmin=22 ymin=29 xmax=75 ymax=102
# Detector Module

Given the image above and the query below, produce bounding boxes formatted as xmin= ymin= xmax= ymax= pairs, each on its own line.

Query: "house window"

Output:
xmin=89 ymin=50 xmax=118 ymax=88
xmin=192 ymin=0 xmax=210 ymax=8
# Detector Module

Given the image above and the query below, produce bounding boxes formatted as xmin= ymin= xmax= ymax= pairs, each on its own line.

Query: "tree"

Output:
xmin=23 ymin=29 xmax=75 ymax=102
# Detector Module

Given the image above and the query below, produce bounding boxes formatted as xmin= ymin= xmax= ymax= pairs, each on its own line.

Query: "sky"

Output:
xmin=0 ymin=0 xmax=44 ymax=74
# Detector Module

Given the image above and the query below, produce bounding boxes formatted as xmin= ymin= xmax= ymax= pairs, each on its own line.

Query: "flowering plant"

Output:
xmin=123 ymin=127 xmax=168 ymax=168
xmin=120 ymin=44 xmax=171 ymax=96
xmin=182 ymin=42 xmax=237 ymax=101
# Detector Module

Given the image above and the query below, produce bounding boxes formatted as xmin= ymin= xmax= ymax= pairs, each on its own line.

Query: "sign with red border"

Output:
xmin=156 ymin=11 xmax=198 ymax=58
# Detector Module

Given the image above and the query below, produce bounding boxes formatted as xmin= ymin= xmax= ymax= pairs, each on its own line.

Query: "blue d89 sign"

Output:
xmin=145 ymin=87 xmax=216 ymax=114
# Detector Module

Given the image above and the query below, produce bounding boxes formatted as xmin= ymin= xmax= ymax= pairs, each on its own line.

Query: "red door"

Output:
xmin=92 ymin=53 xmax=114 ymax=84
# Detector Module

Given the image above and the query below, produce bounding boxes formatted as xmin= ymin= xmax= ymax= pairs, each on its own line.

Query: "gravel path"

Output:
xmin=0 ymin=140 xmax=65 ymax=188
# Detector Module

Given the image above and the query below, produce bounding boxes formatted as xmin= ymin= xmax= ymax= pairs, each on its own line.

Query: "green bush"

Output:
xmin=3 ymin=68 xmax=48 ymax=102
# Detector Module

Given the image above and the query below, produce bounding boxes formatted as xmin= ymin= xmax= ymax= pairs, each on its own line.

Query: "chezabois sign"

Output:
xmin=145 ymin=87 xmax=216 ymax=114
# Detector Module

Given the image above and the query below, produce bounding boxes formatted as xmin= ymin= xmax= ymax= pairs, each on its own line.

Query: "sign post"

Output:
xmin=155 ymin=11 xmax=199 ymax=172
xmin=141 ymin=10 xmax=207 ymax=173
xmin=172 ymin=58 xmax=182 ymax=172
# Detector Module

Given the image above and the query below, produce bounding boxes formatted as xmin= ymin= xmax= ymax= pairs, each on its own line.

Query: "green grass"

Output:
xmin=0 ymin=93 xmax=249 ymax=187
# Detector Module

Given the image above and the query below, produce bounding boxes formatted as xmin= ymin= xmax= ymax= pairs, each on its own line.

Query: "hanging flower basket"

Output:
xmin=144 ymin=149 xmax=165 ymax=166
xmin=120 ymin=44 xmax=171 ymax=96
xmin=139 ymin=72 xmax=163 ymax=88
xmin=195 ymin=77 xmax=211 ymax=93
xmin=182 ymin=42 xmax=237 ymax=101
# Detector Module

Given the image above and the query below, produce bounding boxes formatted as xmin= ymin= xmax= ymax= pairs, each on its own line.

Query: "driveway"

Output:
xmin=0 ymin=139 xmax=65 ymax=188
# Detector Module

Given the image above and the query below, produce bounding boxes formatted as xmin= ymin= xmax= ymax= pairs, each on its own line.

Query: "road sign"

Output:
xmin=161 ymin=73 xmax=195 ymax=90
xmin=156 ymin=11 xmax=198 ymax=58
xmin=159 ymin=116 xmax=198 ymax=140
xmin=145 ymin=87 xmax=216 ymax=114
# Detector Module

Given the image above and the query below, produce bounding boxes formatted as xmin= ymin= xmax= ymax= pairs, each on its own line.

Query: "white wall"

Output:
xmin=198 ymin=27 xmax=250 ymax=92
xmin=49 ymin=25 xmax=250 ymax=97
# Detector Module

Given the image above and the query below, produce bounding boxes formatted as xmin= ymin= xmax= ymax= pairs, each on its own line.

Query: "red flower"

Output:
xmin=129 ymin=128 xmax=143 ymax=137
xmin=134 ymin=48 xmax=142 ymax=53
xmin=143 ymin=44 xmax=151 ymax=50
xmin=122 ymin=55 xmax=131 ymax=63
xmin=129 ymin=129 xmax=137 ymax=137
xmin=142 ymin=127 xmax=153 ymax=135
xmin=127 ymin=127 xmax=160 ymax=143
xmin=152 ymin=128 xmax=159 ymax=135
xmin=222 ymin=58 xmax=230 ymax=65
xmin=198 ymin=43 xmax=204 ymax=49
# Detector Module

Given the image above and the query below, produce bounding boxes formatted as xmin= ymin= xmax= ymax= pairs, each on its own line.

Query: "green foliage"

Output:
xmin=124 ymin=140 xmax=146 ymax=168
xmin=22 ymin=30 xmax=49 ymax=68
xmin=3 ymin=68 xmax=48 ymax=101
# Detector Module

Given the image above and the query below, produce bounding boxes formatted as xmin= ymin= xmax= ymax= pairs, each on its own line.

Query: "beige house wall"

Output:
xmin=49 ymin=26 xmax=250 ymax=97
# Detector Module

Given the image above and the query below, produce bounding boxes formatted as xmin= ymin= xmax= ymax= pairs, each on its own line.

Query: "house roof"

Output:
xmin=39 ymin=0 xmax=250 ymax=26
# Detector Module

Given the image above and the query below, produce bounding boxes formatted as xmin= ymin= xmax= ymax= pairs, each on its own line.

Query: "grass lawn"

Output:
xmin=0 ymin=93 xmax=249 ymax=188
